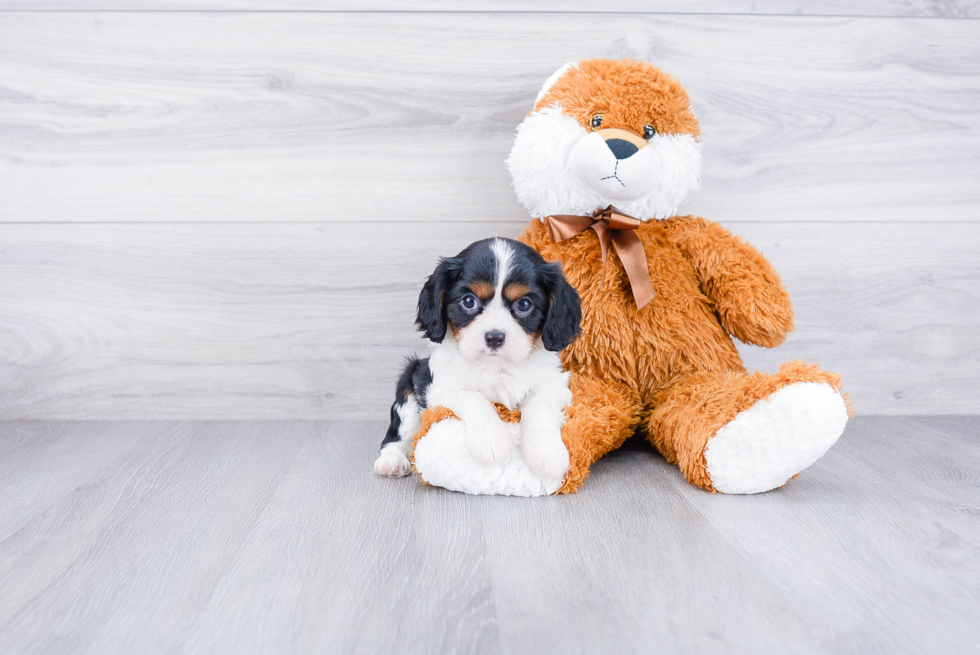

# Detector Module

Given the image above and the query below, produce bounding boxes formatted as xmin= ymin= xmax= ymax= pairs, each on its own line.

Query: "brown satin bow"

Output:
xmin=545 ymin=205 xmax=655 ymax=309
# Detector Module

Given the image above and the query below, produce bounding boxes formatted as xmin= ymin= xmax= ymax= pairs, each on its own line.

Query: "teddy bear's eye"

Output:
xmin=643 ymin=125 xmax=657 ymax=139
xmin=590 ymin=114 xmax=603 ymax=129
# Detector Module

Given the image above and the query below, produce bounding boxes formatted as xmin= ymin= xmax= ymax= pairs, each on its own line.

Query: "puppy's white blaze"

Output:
xmin=490 ymin=238 xmax=514 ymax=296
xmin=507 ymin=106 xmax=702 ymax=220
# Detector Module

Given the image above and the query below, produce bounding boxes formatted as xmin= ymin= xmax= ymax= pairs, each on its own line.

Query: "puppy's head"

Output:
xmin=416 ymin=238 xmax=580 ymax=364
xmin=506 ymin=58 xmax=702 ymax=220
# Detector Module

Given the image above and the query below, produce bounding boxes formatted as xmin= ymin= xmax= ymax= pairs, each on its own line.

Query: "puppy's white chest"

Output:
xmin=471 ymin=367 xmax=530 ymax=410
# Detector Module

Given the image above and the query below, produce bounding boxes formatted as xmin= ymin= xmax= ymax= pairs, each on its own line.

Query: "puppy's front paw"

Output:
xmin=521 ymin=430 xmax=570 ymax=481
xmin=374 ymin=445 xmax=413 ymax=477
xmin=467 ymin=420 xmax=514 ymax=465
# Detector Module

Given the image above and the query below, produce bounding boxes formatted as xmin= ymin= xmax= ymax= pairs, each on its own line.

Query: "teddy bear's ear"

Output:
xmin=541 ymin=261 xmax=582 ymax=352
xmin=416 ymin=257 xmax=461 ymax=343
xmin=534 ymin=62 xmax=578 ymax=105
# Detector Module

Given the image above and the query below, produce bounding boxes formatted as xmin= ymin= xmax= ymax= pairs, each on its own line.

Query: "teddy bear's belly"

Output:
xmin=521 ymin=218 xmax=744 ymax=401
xmin=561 ymin=268 xmax=744 ymax=400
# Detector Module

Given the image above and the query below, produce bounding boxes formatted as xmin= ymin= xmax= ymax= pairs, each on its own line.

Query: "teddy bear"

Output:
xmin=410 ymin=58 xmax=849 ymax=496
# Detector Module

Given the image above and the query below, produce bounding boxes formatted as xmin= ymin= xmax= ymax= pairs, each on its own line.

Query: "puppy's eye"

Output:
xmin=514 ymin=297 xmax=534 ymax=317
xmin=460 ymin=294 xmax=479 ymax=312
xmin=590 ymin=114 xmax=603 ymax=129
xmin=643 ymin=124 xmax=657 ymax=139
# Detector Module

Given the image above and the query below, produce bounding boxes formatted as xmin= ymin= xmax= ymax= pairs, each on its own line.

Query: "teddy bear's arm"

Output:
xmin=670 ymin=217 xmax=794 ymax=348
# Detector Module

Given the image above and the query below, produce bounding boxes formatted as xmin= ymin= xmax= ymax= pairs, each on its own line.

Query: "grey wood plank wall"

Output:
xmin=1 ymin=2 xmax=977 ymax=17
xmin=1 ymin=6 xmax=978 ymax=419
xmin=3 ymin=13 xmax=979 ymax=224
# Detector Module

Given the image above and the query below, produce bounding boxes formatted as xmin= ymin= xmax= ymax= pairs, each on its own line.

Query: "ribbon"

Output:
xmin=545 ymin=205 xmax=655 ymax=309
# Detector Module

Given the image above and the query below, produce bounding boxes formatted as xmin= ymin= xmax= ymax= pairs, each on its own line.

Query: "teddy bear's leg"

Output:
xmin=645 ymin=360 xmax=849 ymax=494
xmin=411 ymin=406 xmax=570 ymax=497
xmin=412 ymin=411 xmax=553 ymax=496
xmin=409 ymin=374 xmax=639 ymax=496
xmin=557 ymin=373 xmax=642 ymax=494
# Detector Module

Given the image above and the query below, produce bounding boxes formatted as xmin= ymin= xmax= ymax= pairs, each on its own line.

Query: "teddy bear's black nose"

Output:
xmin=605 ymin=138 xmax=639 ymax=160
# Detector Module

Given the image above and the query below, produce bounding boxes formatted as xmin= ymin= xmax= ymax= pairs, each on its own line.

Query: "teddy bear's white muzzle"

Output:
xmin=568 ymin=132 xmax=659 ymax=201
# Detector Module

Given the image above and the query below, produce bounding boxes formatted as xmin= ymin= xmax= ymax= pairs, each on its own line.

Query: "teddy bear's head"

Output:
xmin=506 ymin=58 xmax=702 ymax=220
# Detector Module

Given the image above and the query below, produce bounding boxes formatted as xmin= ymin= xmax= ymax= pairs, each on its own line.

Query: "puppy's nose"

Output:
xmin=606 ymin=138 xmax=639 ymax=160
xmin=485 ymin=331 xmax=506 ymax=350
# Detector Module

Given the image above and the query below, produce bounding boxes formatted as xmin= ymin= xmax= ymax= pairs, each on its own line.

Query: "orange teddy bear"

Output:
xmin=412 ymin=58 xmax=849 ymax=496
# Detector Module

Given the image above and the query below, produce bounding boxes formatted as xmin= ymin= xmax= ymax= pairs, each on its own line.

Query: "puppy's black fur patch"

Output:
xmin=416 ymin=257 xmax=462 ymax=343
xmin=380 ymin=355 xmax=432 ymax=450
xmin=540 ymin=261 xmax=582 ymax=351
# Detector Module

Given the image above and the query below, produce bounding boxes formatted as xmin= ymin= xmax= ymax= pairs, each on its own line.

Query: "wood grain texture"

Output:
xmin=675 ymin=416 xmax=980 ymax=654
xmin=1 ymin=1 xmax=977 ymax=18
xmin=1 ymin=220 xmax=977 ymax=419
xmin=1 ymin=13 xmax=978 ymax=223
xmin=0 ymin=421 xmax=499 ymax=654
xmin=0 ymin=418 xmax=977 ymax=654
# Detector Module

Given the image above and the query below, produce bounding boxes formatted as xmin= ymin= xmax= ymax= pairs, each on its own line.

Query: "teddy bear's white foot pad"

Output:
xmin=704 ymin=382 xmax=848 ymax=494
xmin=413 ymin=419 xmax=564 ymax=497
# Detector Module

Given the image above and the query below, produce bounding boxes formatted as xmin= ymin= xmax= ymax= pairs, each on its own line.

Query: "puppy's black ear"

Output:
xmin=416 ymin=257 xmax=462 ymax=343
xmin=541 ymin=261 xmax=581 ymax=352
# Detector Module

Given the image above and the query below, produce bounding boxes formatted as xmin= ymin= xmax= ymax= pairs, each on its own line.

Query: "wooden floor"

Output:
xmin=1 ymin=416 xmax=977 ymax=654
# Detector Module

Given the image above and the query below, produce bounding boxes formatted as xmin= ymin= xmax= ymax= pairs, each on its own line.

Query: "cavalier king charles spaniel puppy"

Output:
xmin=374 ymin=237 xmax=581 ymax=482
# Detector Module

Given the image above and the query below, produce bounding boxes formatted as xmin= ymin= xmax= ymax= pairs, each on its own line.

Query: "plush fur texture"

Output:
xmin=514 ymin=217 xmax=849 ymax=493
xmin=413 ymin=58 xmax=849 ymax=495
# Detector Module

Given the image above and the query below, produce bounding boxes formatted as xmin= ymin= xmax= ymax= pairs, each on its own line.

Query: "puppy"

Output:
xmin=374 ymin=237 xmax=581 ymax=481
